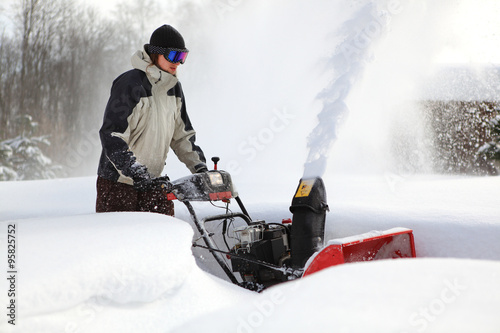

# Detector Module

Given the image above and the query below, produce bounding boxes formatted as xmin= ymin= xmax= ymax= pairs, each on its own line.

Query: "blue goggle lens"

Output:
xmin=165 ymin=50 xmax=188 ymax=64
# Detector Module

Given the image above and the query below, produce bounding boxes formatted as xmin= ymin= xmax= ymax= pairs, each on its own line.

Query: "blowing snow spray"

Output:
xmin=303 ymin=0 xmax=400 ymax=178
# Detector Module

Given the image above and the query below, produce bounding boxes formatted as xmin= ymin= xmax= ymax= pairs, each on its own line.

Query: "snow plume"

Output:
xmin=303 ymin=1 xmax=397 ymax=179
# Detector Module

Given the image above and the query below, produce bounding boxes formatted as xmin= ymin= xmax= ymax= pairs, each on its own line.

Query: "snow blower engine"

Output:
xmin=228 ymin=177 xmax=329 ymax=288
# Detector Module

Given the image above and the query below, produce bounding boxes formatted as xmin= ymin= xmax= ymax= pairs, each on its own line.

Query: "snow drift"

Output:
xmin=0 ymin=210 xmax=253 ymax=333
xmin=1 ymin=175 xmax=500 ymax=332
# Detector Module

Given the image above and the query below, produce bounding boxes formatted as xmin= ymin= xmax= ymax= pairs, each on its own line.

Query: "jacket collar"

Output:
xmin=131 ymin=49 xmax=178 ymax=90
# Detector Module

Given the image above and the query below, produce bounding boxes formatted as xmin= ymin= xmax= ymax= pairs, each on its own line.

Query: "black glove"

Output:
xmin=155 ymin=175 xmax=173 ymax=192
xmin=131 ymin=164 xmax=152 ymax=191
xmin=133 ymin=174 xmax=172 ymax=192
xmin=133 ymin=176 xmax=155 ymax=192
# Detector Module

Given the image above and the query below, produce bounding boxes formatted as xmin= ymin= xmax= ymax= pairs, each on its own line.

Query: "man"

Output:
xmin=96 ymin=24 xmax=207 ymax=216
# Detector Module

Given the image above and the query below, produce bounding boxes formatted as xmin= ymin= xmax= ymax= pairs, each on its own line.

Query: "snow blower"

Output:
xmin=163 ymin=157 xmax=416 ymax=291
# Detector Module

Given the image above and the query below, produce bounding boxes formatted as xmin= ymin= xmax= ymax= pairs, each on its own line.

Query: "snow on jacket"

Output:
xmin=98 ymin=49 xmax=207 ymax=185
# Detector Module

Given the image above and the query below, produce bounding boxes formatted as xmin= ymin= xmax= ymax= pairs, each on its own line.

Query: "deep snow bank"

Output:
xmin=0 ymin=213 xmax=252 ymax=333
xmin=178 ymin=258 xmax=500 ymax=333
xmin=1 ymin=175 xmax=500 ymax=332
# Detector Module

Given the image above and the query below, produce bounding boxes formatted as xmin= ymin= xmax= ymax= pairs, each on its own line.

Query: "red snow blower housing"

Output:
xmin=164 ymin=158 xmax=416 ymax=291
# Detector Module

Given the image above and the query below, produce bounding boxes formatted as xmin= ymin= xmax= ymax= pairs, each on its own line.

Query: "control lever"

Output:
xmin=211 ymin=156 xmax=220 ymax=170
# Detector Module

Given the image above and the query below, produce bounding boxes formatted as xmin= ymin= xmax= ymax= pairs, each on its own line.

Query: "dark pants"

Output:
xmin=96 ymin=176 xmax=174 ymax=216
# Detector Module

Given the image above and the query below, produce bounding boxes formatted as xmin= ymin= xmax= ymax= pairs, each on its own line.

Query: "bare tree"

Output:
xmin=0 ymin=0 xmax=122 ymax=174
xmin=0 ymin=32 xmax=21 ymax=138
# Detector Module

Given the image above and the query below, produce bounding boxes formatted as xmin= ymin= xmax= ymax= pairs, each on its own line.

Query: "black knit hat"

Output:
xmin=146 ymin=24 xmax=187 ymax=53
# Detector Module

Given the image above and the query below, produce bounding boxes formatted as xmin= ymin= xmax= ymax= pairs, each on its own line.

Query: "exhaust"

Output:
xmin=289 ymin=177 xmax=329 ymax=268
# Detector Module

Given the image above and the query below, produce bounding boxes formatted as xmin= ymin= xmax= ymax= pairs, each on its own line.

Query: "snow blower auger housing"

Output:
xmin=165 ymin=157 xmax=416 ymax=291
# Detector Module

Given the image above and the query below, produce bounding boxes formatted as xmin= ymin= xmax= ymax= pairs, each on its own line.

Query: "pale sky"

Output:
xmin=2 ymin=0 xmax=500 ymax=65
xmin=434 ymin=0 xmax=500 ymax=65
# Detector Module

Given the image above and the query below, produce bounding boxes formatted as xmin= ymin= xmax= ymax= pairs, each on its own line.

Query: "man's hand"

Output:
xmin=155 ymin=175 xmax=173 ymax=192
xmin=133 ymin=174 xmax=172 ymax=192
xmin=133 ymin=176 xmax=156 ymax=192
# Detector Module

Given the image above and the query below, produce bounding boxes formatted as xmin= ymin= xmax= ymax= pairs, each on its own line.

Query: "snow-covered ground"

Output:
xmin=1 ymin=174 xmax=499 ymax=332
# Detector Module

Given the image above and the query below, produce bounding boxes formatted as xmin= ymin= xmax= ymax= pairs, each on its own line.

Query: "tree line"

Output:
xmin=0 ymin=0 xmax=200 ymax=180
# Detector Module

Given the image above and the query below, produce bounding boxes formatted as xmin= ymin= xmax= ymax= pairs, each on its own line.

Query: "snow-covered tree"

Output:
xmin=0 ymin=142 xmax=17 ymax=180
xmin=0 ymin=115 xmax=63 ymax=181
xmin=478 ymin=115 xmax=500 ymax=171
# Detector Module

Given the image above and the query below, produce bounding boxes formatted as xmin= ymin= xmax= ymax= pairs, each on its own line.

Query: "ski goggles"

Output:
xmin=148 ymin=45 xmax=189 ymax=64
xmin=165 ymin=49 xmax=189 ymax=64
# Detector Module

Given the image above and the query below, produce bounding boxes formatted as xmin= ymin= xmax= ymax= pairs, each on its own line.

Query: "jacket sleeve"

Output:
xmin=170 ymin=86 xmax=207 ymax=173
xmin=99 ymin=71 xmax=151 ymax=181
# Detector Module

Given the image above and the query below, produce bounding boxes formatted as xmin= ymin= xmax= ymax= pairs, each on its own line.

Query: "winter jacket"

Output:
xmin=97 ymin=49 xmax=206 ymax=185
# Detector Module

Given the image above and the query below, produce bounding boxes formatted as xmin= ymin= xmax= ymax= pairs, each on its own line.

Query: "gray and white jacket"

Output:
xmin=98 ymin=49 xmax=206 ymax=185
